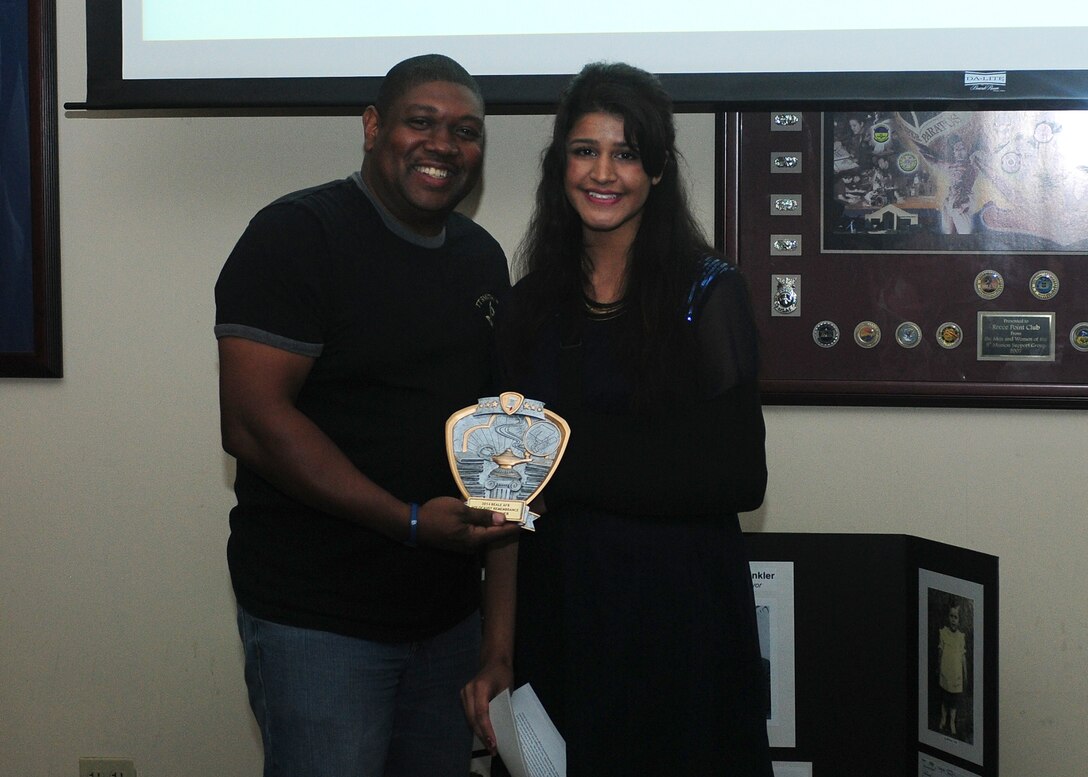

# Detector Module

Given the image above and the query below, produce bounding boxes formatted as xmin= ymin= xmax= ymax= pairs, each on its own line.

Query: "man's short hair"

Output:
xmin=375 ymin=54 xmax=484 ymax=116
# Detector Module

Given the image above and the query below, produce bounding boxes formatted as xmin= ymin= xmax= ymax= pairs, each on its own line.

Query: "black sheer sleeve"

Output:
xmin=691 ymin=266 xmax=761 ymax=396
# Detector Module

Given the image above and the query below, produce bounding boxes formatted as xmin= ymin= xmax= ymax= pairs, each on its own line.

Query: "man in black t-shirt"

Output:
xmin=214 ymin=55 xmax=517 ymax=777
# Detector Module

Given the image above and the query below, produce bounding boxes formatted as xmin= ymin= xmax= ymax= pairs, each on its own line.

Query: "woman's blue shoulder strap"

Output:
xmin=684 ymin=256 xmax=735 ymax=323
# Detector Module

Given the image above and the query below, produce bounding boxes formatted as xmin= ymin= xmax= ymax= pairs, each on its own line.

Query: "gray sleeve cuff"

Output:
xmin=213 ymin=323 xmax=323 ymax=358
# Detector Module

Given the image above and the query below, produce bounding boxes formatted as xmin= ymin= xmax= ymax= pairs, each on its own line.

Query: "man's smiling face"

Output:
xmin=362 ymin=80 xmax=485 ymax=236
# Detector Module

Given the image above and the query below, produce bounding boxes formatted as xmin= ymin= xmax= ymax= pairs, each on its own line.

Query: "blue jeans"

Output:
xmin=237 ymin=607 xmax=481 ymax=777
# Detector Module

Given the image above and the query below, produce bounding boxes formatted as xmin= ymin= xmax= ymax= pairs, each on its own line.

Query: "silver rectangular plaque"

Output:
xmin=976 ymin=312 xmax=1055 ymax=361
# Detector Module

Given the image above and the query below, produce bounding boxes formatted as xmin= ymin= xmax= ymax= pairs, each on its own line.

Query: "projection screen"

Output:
xmin=81 ymin=0 xmax=1088 ymax=110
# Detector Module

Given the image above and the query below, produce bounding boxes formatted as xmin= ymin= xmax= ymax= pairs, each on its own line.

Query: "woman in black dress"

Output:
xmin=464 ymin=62 xmax=772 ymax=776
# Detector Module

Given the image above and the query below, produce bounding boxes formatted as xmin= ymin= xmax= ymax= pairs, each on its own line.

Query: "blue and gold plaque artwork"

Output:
xmin=937 ymin=322 xmax=964 ymax=349
xmin=446 ymin=392 xmax=570 ymax=531
xmin=895 ymin=322 xmax=922 ymax=349
xmin=1029 ymin=270 xmax=1059 ymax=300
xmin=813 ymin=320 xmax=840 ymax=348
xmin=853 ymin=321 xmax=881 ymax=348
xmin=1070 ymin=323 xmax=1088 ymax=352
xmin=975 ymin=270 xmax=1005 ymax=300
xmin=871 ymin=124 xmax=891 ymax=149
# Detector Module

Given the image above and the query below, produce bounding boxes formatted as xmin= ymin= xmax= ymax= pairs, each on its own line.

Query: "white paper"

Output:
xmin=919 ymin=751 xmax=977 ymax=777
xmin=773 ymin=762 xmax=813 ymax=777
xmin=489 ymin=684 xmax=566 ymax=777
xmin=751 ymin=561 xmax=797 ymax=748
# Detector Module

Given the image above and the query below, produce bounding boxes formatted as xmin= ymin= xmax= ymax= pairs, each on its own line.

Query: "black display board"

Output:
xmin=744 ymin=533 xmax=999 ymax=777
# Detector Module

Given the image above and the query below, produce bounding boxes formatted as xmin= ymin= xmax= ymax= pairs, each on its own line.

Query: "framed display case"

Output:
xmin=720 ymin=110 xmax=1088 ymax=406
xmin=1 ymin=0 xmax=61 ymax=378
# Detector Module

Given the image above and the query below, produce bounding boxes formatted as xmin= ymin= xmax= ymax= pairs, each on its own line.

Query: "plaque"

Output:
xmin=895 ymin=321 xmax=922 ymax=349
xmin=1029 ymin=270 xmax=1059 ymax=300
xmin=446 ymin=392 xmax=570 ymax=530
xmin=771 ymin=113 xmax=801 ymax=131
xmin=977 ymin=312 xmax=1056 ymax=361
xmin=974 ymin=270 xmax=1004 ymax=300
xmin=813 ymin=320 xmax=840 ymax=348
xmin=770 ymin=234 xmax=802 ymax=255
xmin=936 ymin=322 xmax=963 ymax=349
xmin=771 ymin=195 xmax=803 ymax=215
xmin=771 ymin=152 xmax=803 ymax=173
xmin=771 ymin=274 xmax=800 ymax=317
xmin=854 ymin=321 xmax=881 ymax=348
xmin=1071 ymin=323 xmax=1088 ymax=352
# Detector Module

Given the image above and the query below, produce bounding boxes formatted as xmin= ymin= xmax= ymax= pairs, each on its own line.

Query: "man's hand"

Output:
xmin=416 ymin=496 xmax=520 ymax=552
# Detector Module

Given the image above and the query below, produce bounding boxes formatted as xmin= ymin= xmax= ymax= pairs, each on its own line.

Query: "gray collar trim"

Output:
xmin=352 ymin=171 xmax=446 ymax=249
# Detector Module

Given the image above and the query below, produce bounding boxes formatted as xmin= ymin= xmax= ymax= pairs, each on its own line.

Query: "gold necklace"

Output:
xmin=582 ymin=294 xmax=627 ymax=320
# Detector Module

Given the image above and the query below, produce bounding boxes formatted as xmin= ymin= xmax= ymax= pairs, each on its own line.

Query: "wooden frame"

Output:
xmin=719 ymin=110 xmax=1088 ymax=407
xmin=1 ymin=0 xmax=61 ymax=378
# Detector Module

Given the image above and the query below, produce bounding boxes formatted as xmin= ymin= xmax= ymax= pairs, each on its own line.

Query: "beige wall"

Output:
xmin=1 ymin=1 xmax=1085 ymax=773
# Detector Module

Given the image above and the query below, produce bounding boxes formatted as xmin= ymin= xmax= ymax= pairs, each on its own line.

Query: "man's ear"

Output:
xmin=362 ymin=106 xmax=381 ymax=152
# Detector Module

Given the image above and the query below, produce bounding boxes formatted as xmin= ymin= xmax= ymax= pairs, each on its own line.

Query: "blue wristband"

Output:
xmin=405 ymin=503 xmax=420 ymax=548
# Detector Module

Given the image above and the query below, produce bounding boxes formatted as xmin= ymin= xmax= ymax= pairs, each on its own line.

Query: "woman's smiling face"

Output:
xmin=564 ymin=112 xmax=660 ymax=242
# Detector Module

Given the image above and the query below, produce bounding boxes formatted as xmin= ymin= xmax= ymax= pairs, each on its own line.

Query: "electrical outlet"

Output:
xmin=78 ymin=758 xmax=136 ymax=777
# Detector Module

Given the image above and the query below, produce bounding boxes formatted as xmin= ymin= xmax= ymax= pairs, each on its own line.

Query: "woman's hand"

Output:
xmin=462 ymin=659 xmax=514 ymax=755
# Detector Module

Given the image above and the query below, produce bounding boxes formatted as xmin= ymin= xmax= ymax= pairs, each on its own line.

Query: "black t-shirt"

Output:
xmin=215 ymin=175 xmax=509 ymax=641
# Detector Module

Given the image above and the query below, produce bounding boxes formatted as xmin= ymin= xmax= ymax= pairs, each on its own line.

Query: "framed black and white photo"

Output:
xmin=918 ymin=569 xmax=985 ymax=766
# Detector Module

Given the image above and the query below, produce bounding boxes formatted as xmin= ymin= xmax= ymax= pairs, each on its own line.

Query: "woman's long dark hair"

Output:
xmin=511 ymin=62 xmax=720 ymax=403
